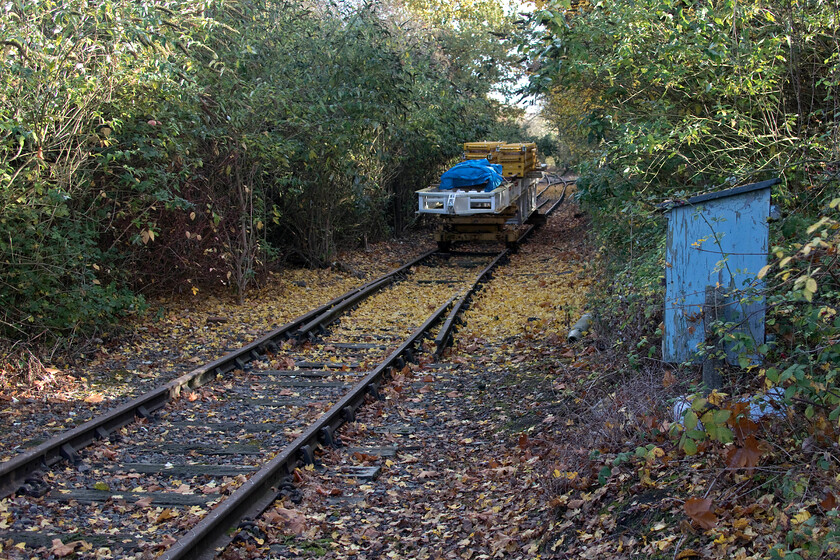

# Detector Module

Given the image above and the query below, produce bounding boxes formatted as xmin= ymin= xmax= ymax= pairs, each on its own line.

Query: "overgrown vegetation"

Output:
xmin=520 ymin=0 xmax=840 ymax=556
xmin=0 ymin=0 xmax=529 ymax=348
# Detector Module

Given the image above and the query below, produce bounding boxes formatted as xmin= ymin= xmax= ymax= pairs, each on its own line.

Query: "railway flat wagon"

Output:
xmin=417 ymin=142 xmax=545 ymax=250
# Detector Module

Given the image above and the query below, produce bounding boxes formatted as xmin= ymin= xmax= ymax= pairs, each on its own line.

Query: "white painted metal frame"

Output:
xmin=417 ymin=180 xmax=524 ymax=216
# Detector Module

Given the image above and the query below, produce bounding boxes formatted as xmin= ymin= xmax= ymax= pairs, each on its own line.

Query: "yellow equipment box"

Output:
xmin=498 ymin=142 xmax=538 ymax=177
xmin=461 ymin=141 xmax=540 ymax=177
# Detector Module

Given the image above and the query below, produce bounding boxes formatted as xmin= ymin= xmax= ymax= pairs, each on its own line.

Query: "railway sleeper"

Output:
xmin=337 ymin=465 xmax=381 ymax=481
xmin=49 ymin=489 xmax=214 ymax=506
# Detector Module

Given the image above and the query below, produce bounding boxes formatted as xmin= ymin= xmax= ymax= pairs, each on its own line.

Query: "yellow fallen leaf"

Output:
xmin=654 ymin=535 xmax=675 ymax=550
xmin=792 ymin=510 xmax=811 ymax=524
xmin=733 ymin=517 xmax=749 ymax=530
xmin=156 ymin=508 xmax=178 ymax=523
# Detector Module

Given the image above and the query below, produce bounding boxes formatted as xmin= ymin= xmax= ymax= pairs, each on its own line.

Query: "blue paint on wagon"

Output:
xmin=663 ymin=178 xmax=779 ymax=363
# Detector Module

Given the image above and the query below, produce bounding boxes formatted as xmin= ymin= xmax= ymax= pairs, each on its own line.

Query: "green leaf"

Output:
xmin=684 ymin=409 xmax=698 ymax=430
xmin=707 ymin=424 xmax=733 ymax=444
xmin=713 ymin=409 xmax=731 ymax=424
xmin=598 ymin=466 xmax=612 ymax=485
xmin=686 ymin=429 xmax=706 ymax=440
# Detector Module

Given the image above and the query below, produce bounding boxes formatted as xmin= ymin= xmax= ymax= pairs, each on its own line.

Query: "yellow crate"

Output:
xmin=499 ymin=142 xmax=537 ymax=154
xmin=464 ymin=141 xmax=504 ymax=152
xmin=464 ymin=153 xmax=496 ymax=161
xmin=496 ymin=153 xmax=538 ymax=162
xmin=462 ymin=142 xmax=539 ymax=172
xmin=501 ymin=162 xmax=536 ymax=177
xmin=464 ymin=141 xmax=504 ymax=163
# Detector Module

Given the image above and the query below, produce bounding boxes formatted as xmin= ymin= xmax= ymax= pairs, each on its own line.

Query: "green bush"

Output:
xmin=1 ymin=0 xmax=526 ymax=344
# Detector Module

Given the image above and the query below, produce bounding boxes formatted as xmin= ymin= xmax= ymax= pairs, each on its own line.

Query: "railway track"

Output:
xmin=0 ymin=180 xmax=567 ymax=560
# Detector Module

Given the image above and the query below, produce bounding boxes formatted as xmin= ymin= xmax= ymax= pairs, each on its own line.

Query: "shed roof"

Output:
xmin=663 ymin=178 xmax=780 ymax=212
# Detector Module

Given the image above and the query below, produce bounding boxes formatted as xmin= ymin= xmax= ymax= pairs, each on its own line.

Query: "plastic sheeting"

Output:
xmin=439 ymin=159 xmax=504 ymax=192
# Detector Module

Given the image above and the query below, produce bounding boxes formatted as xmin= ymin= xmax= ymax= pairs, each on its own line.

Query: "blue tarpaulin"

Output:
xmin=439 ymin=159 xmax=504 ymax=192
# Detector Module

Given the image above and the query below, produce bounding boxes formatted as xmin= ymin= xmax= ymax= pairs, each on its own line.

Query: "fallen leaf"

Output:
xmin=266 ymin=506 xmax=307 ymax=535
xmin=135 ymin=496 xmax=153 ymax=507
xmin=172 ymin=484 xmax=192 ymax=494
xmin=684 ymin=498 xmax=717 ymax=530
xmin=156 ymin=508 xmax=177 ymax=523
xmin=84 ymin=393 xmax=105 ymax=404
xmin=51 ymin=539 xmax=78 ymax=557
xmin=352 ymin=452 xmax=379 ymax=463
xmin=726 ymin=435 xmax=762 ymax=473
xmin=792 ymin=510 xmax=811 ymax=525
xmin=161 ymin=535 xmax=177 ymax=546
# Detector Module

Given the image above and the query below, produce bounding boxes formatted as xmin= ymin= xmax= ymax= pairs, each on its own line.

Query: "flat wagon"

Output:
xmin=417 ymin=142 xmax=545 ymax=250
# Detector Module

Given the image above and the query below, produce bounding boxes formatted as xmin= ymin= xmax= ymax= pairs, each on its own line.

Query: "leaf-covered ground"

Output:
xmin=4 ymin=191 xmax=839 ymax=560
xmin=0 ymin=240 xmax=431 ymax=462
xmin=221 ymin=198 xmax=597 ymax=559
xmin=222 ymin=197 xmax=840 ymax=560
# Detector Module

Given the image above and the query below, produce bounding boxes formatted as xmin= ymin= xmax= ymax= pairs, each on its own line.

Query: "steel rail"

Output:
xmin=155 ymin=178 xmax=574 ymax=557
xmin=0 ymin=249 xmax=435 ymax=499
xmin=161 ymin=293 xmax=460 ymax=560
xmin=295 ymin=275 xmax=395 ymax=339
xmin=434 ymin=250 xmax=509 ymax=356
xmin=434 ymin=187 xmax=568 ymax=357
xmin=537 ymin=182 xmax=568 ymax=212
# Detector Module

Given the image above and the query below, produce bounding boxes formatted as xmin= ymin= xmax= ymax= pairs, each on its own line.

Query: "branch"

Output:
xmin=2 ymin=39 xmax=30 ymax=63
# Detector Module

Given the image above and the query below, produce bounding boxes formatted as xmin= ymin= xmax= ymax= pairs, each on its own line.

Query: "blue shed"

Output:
xmin=663 ymin=179 xmax=778 ymax=363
